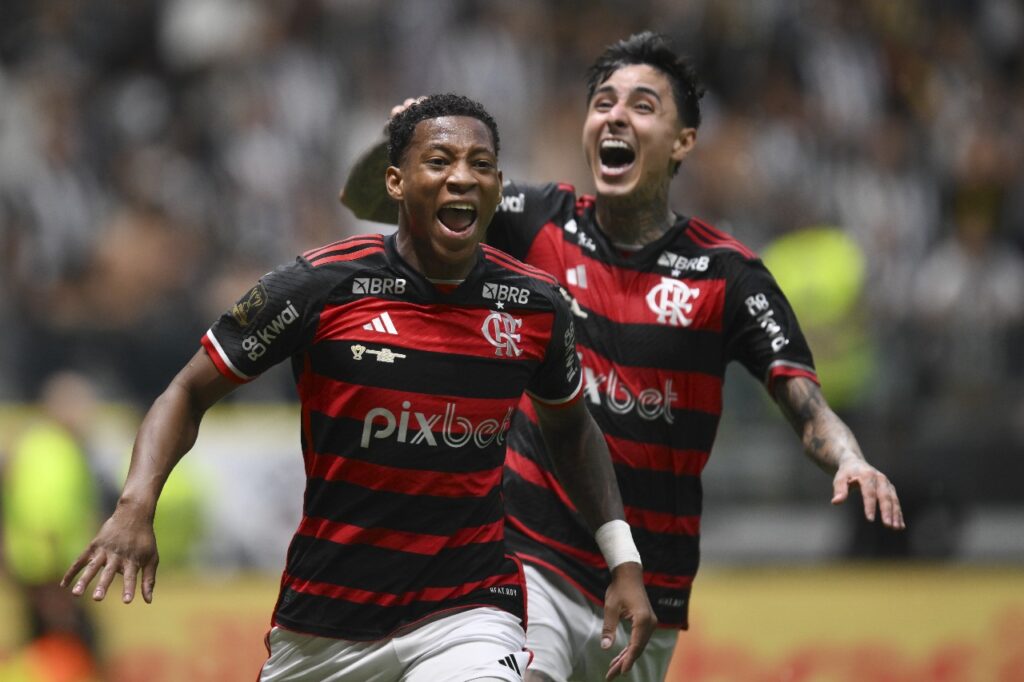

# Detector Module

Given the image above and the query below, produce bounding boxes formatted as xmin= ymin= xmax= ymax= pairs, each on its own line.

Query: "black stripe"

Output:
xmin=284 ymin=533 xmax=510 ymax=593
xmin=508 ymin=655 xmax=521 ymax=674
xmin=303 ymin=477 xmax=503 ymax=534
xmin=308 ymin=341 xmax=536 ymax=399
xmin=575 ymin=310 xmax=726 ymax=374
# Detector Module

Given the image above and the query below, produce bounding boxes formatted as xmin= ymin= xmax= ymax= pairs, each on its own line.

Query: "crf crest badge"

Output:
xmin=482 ymin=312 xmax=523 ymax=357
xmin=646 ymin=277 xmax=701 ymax=326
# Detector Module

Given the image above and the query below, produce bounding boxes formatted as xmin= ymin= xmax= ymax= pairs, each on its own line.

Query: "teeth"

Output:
xmin=444 ymin=202 xmax=475 ymax=210
xmin=601 ymin=139 xmax=632 ymax=150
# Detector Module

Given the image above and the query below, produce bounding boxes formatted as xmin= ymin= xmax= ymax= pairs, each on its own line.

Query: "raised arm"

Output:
xmin=773 ymin=376 xmax=905 ymax=530
xmin=61 ymin=349 xmax=238 ymax=603
xmin=532 ymin=397 xmax=656 ymax=680
xmin=338 ymin=137 xmax=398 ymax=224
xmin=339 ymin=98 xmax=428 ymax=223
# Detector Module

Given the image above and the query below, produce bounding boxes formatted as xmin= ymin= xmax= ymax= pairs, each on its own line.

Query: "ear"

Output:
xmin=385 ymin=166 xmax=403 ymax=201
xmin=670 ymin=127 xmax=697 ymax=164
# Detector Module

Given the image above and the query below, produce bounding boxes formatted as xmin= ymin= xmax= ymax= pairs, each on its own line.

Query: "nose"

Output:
xmin=605 ymin=101 xmax=628 ymax=129
xmin=446 ymin=159 xmax=476 ymax=193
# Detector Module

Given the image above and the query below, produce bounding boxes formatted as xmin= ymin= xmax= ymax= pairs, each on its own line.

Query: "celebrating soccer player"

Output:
xmin=343 ymin=33 xmax=905 ymax=682
xmin=62 ymin=94 xmax=655 ymax=682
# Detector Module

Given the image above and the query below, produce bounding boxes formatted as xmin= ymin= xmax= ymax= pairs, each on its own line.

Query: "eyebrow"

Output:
xmin=422 ymin=142 xmax=496 ymax=156
xmin=594 ymin=84 xmax=663 ymax=102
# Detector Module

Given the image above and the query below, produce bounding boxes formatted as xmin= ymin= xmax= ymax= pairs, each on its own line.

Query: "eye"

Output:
xmin=593 ymin=99 xmax=613 ymax=111
xmin=635 ymin=101 xmax=655 ymax=113
xmin=426 ymin=157 xmax=447 ymax=167
xmin=473 ymin=159 xmax=495 ymax=170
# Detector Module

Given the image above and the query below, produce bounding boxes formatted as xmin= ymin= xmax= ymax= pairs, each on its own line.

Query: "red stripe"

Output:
xmin=303 ymin=235 xmax=384 ymax=261
xmin=624 ymin=506 xmax=699 ymax=536
xmin=767 ymin=366 xmax=820 ymax=393
xmin=308 ymin=451 xmax=501 ymax=498
xmin=295 ymin=515 xmax=503 ymax=555
xmin=556 ymin=238 xmax=726 ymax=330
xmin=604 ymin=435 xmax=708 ymax=477
xmin=516 ymin=552 xmax=603 ymax=606
xmin=505 ymin=514 xmax=605 ymax=569
xmin=313 ymin=299 xmax=554 ymax=362
xmin=557 ymin=182 xmax=576 ymax=194
xmin=200 ymin=334 xmax=248 ymax=384
xmin=505 ymin=448 xmax=577 ymax=512
xmin=482 ymin=246 xmax=558 ymax=285
xmin=643 ymin=570 xmax=694 ymax=590
xmin=281 ymin=570 xmax=521 ymax=607
xmin=309 ymin=246 xmax=384 ymax=266
xmin=687 ymin=219 xmax=757 ymax=260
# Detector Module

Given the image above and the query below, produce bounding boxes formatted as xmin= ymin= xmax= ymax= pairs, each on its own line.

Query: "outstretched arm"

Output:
xmin=773 ymin=376 xmax=905 ymax=529
xmin=61 ymin=349 xmax=238 ymax=603
xmin=532 ymin=397 xmax=656 ymax=680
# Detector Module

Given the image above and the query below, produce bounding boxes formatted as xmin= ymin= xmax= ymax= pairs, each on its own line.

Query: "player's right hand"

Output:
xmin=61 ymin=501 xmax=160 ymax=604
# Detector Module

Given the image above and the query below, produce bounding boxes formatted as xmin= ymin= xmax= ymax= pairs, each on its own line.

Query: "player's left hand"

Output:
xmin=602 ymin=561 xmax=656 ymax=679
xmin=832 ymin=458 xmax=906 ymax=530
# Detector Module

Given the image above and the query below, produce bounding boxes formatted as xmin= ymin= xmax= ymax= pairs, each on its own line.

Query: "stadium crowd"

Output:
xmin=1 ymin=0 xmax=1023 ymax=519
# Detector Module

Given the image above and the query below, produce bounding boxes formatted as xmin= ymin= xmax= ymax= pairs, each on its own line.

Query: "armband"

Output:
xmin=595 ymin=519 xmax=642 ymax=571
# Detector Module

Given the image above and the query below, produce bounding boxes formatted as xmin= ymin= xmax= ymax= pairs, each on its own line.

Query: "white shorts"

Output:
xmin=523 ymin=564 xmax=679 ymax=681
xmin=260 ymin=607 xmax=531 ymax=682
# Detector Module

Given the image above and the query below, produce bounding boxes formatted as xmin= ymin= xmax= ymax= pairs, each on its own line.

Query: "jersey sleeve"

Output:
xmin=723 ymin=256 xmax=818 ymax=393
xmin=525 ymin=285 xmax=584 ymax=405
xmin=487 ymin=180 xmax=576 ymax=261
xmin=201 ymin=258 xmax=326 ymax=382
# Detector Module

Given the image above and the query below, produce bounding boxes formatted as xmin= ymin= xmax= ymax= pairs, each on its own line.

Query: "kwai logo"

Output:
xmin=360 ymin=401 xmax=514 ymax=449
xmin=241 ymin=300 xmax=300 ymax=360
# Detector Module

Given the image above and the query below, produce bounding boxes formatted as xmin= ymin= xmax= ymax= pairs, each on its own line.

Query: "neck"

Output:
xmin=595 ymin=182 xmax=675 ymax=247
xmin=395 ymin=229 xmax=476 ymax=281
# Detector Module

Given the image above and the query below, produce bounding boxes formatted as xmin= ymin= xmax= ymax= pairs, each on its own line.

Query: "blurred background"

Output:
xmin=0 ymin=0 xmax=1022 ymax=680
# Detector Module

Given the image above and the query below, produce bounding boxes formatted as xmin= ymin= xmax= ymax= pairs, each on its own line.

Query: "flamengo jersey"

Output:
xmin=488 ymin=182 xmax=818 ymax=629
xmin=201 ymin=233 xmax=582 ymax=641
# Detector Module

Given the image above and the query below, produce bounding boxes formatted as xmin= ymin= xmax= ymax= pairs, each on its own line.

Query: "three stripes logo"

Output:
xmin=498 ymin=654 xmax=522 ymax=677
xmin=363 ymin=311 xmax=398 ymax=335
xmin=565 ymin=264 xmax=587 ymax=289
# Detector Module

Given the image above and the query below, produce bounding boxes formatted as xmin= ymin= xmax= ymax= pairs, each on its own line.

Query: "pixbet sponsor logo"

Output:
xmin=242 ymin=300 xmax=299 ymax=361
xmin=583 ymin=365 xmax=676 ymax=423
xmin=360 ymin=401 xmax=514 ymax=449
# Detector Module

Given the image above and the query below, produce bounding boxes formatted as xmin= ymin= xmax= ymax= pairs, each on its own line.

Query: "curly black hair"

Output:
xmin=386 ymin=93 xmax=501 ymax=166
xmin=586 ymin=31 xmax=705 ymax=129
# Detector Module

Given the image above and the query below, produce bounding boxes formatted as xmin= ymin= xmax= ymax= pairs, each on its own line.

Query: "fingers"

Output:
xmin=605 ymin=647 xmax=631 ymax=680
xmin=831 ymin=476 xmax=849 ymax=505
xmin=389 ymin=96 xmax=426 ymax=120
xmin=834 ymin=468 xmax=907 ymax=530
xmin=61 ymin=546 xmax=95 ymax=590
xmin=68 ymin=551 xmax=106 ymax=598
xmin=122 ymin=562 xmax=139 ymax=603
xmin=142 ymin=558 xmax=159 ymax=604
xmin=600 ymin=603 xmax=620 ymax=651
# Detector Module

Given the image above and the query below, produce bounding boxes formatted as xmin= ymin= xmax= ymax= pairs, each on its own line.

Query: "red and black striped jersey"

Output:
xmin=488 ymin=182 xmax=818 ymax=629
xmin=201 ymin=233 xmax=582 ymax=641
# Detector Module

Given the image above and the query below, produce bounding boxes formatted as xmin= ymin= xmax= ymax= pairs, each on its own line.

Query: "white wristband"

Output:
xmin=595 ymin=520 xmax=642 ymax=571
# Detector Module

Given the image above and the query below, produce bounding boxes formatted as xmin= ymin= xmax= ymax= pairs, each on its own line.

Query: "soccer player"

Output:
xmin=341 ymin=34 xmax=906 ymax=682
xmin=61 ymin=94 xmax=655 ymax=682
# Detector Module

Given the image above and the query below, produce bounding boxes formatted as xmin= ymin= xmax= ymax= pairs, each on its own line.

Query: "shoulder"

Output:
xmin=481 ymin=243 xmax=560 ymax=288
xmin=499 ymin=180 xmax=579 ymax=218
xmin=682 ymin=217 xmax=759 ymax=263
xmin=301 ymin=233 xmax=387 ymax=268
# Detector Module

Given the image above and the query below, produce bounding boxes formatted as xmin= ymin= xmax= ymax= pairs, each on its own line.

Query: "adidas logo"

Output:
xmin=363 ymin=311 xmax=398 ymax=335
xmin=498 ymin=654 xmax=522 ymax=677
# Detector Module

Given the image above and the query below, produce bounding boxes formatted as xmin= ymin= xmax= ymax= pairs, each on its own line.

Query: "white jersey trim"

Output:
xmin=204 ymin=329 xmax=252 ymax=381
xmin=525 ymin=374 xmax=583 ymax=407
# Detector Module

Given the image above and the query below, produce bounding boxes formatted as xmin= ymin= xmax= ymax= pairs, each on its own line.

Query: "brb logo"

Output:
xmin=646 ymin=278 xmax=701 ymax=327
xmin=361 ymin=401 xmax=514 ymax=449
xmin=482 ymin=312 xmax=523 ymax=357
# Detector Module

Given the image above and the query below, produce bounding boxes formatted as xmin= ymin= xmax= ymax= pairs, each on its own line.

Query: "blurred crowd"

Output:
xmin=1 ymin=0 xmax=1023 ymax=503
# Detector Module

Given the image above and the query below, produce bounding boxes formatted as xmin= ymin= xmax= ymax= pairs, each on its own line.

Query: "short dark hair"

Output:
xmin=387 ymin=93 xmax=501 ymax=166
xmin=586 ymin=31 xmax=704 ymax=129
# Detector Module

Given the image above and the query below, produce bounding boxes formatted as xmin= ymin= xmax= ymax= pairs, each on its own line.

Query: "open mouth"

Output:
xmin=599 ymin=139 xmax=636 ymax=173
xmin=437 ymin=202 xmax=478 ymax=233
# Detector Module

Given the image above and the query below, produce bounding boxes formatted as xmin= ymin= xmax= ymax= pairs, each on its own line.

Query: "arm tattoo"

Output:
xmin=774 ymin=377 xmax=865 ymax=473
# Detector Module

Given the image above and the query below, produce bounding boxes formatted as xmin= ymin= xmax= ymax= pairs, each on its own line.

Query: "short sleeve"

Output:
xmin=488 ymin=180 xmax=576 ymax=262
xmin=723 ymin=257 xmax=818 ymax=392
xmin=525 ymin=285 xmax=584 ymax=405
xmin=201 ymin=258 xmax=325 ymax=382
